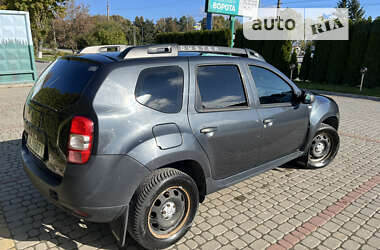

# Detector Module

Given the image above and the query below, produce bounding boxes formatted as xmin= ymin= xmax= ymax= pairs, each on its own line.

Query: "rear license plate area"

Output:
xmin=27 ymin=135 xmax=45 ymax=159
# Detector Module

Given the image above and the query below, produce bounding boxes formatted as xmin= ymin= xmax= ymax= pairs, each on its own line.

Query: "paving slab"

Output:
xmin=0 ymin=87 xmax=379 ymax=249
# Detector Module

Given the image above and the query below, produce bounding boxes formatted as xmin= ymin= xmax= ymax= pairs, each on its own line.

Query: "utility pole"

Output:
xmin=186 ymin=16 xmax=189 ymax=32
xmin=107 ymin=0 xmax=110 ymax=21
xmin=133 ymin=26 xmax=136 ymax=46
xmin=229 ymin=15 xmax=235 ymax=48
xmin=276 ymin=0 xmax=281 ymax=18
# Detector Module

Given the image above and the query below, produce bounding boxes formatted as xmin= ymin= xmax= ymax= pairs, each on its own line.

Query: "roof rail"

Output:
xmin=79 ymin=45 xmax=131 ymax=54
xmin=120 ymin=44 xmax=265 ymax=61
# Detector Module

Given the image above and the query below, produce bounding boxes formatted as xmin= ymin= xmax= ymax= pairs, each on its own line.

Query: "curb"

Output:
xmin=0 ymin=83 xmax=34 ymax=89
xmin=309 ymin=89 xmax=380 ymax=102
xmin=35 ymin=60 xmax=52 ymax=63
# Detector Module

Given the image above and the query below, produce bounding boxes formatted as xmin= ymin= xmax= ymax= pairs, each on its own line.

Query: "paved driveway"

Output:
xmin=0 ymin=87 xmax=379 ymax=250
xmin=35 ymin=62 xmax=49 ymax=76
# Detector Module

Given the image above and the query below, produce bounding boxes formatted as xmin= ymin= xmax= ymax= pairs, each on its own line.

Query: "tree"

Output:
xmin=363 ymin=19 xmax=380 ymax=87
xmin=337 ymin=0 xmax=348 ymax=8
xmin=178 ymin=16 xmax=195 ymax=32
xmin=92 ymin=21 xmax=127 ymax=45
xmin=310 ymin=41 xmax=331 ymax=83
xmin=0 ymin=0 xmax=6 ymax=9
xmin=53 ymin=0 xmax=93 ymax=52
xmin=200 ymin=15 xmax=242 ymax=31
xmin=290 ymin=51 xmax=299 ymax=80
xmin=343 ymin=20 xmax=370 ymax=85
xmin=348 ymin=0 xmax=365 ymax=22
xmin=299 ymin=46 xmax=312 ymax=81
xmin=326 ymin=39 xmax=350 ymax=84
xmin=110 ymin=15 xmax=133 ymax=44
xmin=5 ymin=0 xmax=66 ymax=58
xmin=143 ymin=19 xmax=155 ymax=44
xmin=212 ymin=15 xmax=228 ymax=30
xmin=271 ymin=41 xmax=292 ymax=77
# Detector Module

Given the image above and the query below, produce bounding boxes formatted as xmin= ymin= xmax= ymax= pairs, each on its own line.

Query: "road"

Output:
xmin=0 ymin=87 xmax=379 ymax=250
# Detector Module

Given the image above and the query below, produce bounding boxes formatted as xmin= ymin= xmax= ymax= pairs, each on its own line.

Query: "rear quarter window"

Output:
xmin=135 ymin=66 xmax=184 ymax=113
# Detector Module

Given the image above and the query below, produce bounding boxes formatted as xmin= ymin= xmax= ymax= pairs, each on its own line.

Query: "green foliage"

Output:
xmin=344 ymin=20 xmax=371 ymax=85
xmin=93 ymin=22 xmax=127 ymax=45
xmin=76 ymin=21 xmax=127 ymax=49
xmin=348 ymin=0 xmax=365 ymax=22
xmin=299 ymin=46 xmax=312 ymax=81
xmin=337 ymin=0 xmax=349 ymax=8
xmin=4 ymin=0 xmax=66 ymax=54
xmin=300 ymin=19 xmax=379 ymax=89
xmin=272 ymin=41 xmax=292 ymax=77
xmin=310 ymin=41 xmax=332 ymax=83
xmin=363 ymin=20 xmax=380 ymax=88
xmin=326 ymin=39 xmax=349 ymax=84
xmin=337 ymin=0 xmax=365 ymax=22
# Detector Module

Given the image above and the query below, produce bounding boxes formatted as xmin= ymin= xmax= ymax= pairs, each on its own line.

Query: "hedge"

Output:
xmin=364 ymin=19 xmax=380 ymax=88
xmin=301 ymin=19 xmax=380 ymax=88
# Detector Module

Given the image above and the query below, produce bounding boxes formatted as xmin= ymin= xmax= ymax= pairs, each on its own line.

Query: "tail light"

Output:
xmin=67 ymin=116 xmax=94 ymax=164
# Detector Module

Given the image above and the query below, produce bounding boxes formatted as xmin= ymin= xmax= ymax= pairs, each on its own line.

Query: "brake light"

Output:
xmin=67 ymin=116 xmax=94 ymax=164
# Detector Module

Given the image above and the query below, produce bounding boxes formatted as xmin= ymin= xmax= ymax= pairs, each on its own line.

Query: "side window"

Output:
xmin=196 ymin=65 xmax=248 ymax=110
xmin=135 ymin=66 xmax=184 ymax=113
xmin=249 ymin=66 xmax=294 ymax=105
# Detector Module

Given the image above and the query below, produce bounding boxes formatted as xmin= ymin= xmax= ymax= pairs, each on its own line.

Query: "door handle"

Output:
xmin=263 ymin=119 xmax=274 ymax=128
xmin=200 ymin=127 xmax=218 ymax=134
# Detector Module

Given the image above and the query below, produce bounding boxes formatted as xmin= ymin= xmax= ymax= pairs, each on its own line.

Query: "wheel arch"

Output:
xmin=322 ymin=116 xmax=339 ymax=130
xmin=157 ymin=160 xmax=207 ymax=203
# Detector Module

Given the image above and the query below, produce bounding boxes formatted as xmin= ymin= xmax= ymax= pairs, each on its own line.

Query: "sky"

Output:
xmin=77 ymin=0 xmax=380 ymax=22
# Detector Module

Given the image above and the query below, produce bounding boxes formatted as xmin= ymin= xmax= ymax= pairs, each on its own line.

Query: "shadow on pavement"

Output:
xmin=0 ymin=139 xmax=144 ymax=249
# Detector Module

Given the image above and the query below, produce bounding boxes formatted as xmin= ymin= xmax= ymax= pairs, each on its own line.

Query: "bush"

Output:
xmin=300 ymin=46 xmax=312 ymax=81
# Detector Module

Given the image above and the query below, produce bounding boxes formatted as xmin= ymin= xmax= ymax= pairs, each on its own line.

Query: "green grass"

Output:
xmin=37 ymin=50 xmax=72 ymax=62
xmin=295 ymin=81 xmax=380 ymax=98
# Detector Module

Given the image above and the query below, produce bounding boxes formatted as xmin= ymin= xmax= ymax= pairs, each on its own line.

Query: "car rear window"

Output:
xmin=31 ymin=57 xmax=100 ymax=110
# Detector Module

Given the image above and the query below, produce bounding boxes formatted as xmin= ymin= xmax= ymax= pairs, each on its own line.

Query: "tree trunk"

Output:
xmin=37 ymin=39 xmax=43 ymax=59
xmin=52 ymin=21 xmax=57 ymax=50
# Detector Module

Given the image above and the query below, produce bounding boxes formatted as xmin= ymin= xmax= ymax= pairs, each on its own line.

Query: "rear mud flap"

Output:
xmin=110 ymin=206 xmax=129 ymax=247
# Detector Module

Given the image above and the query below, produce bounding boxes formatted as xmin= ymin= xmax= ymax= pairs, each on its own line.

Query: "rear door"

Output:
xmin=248 ymin=65 xmax=309 ymax=164
xmin=188 ymin=57 xmax=262 ymax=180
xmin=24 ymin=57 xmax=101 ymax=176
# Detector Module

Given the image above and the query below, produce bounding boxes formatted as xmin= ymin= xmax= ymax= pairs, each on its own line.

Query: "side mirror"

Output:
xmin=302 ymin=91 xmax=315 ymax=104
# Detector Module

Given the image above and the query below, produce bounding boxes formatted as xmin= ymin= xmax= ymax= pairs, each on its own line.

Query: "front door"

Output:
xmin=188 ymin=59 xmax=262 ymax=180
xmin=248 ymin=65 xmax=309 ymax=164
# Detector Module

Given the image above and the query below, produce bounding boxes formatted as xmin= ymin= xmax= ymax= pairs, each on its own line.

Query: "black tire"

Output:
xmin=128 ymin=168 xmax=199 ymax=250
xmin=307 ymin=123 xmax=340 ymax=168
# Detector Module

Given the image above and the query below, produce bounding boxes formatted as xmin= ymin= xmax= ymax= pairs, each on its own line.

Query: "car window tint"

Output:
xmin=31 ymin=57 xmax=100 ymax=110
xmin=135 ymin=66 xmax=184 ymax=113
xmin=196 ymin=65 xmax=248 ymax=110
xmin=249 ymin=66 xmax=293 ymax=104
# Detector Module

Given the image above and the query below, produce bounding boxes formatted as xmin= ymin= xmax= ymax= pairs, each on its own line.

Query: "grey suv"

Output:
xmin=21 ymin=44 xmax=340 ymax=249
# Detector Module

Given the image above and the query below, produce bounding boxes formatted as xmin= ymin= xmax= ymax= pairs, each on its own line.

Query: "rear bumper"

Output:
xmin=21 ymin=143 xmax=150 ymax=223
